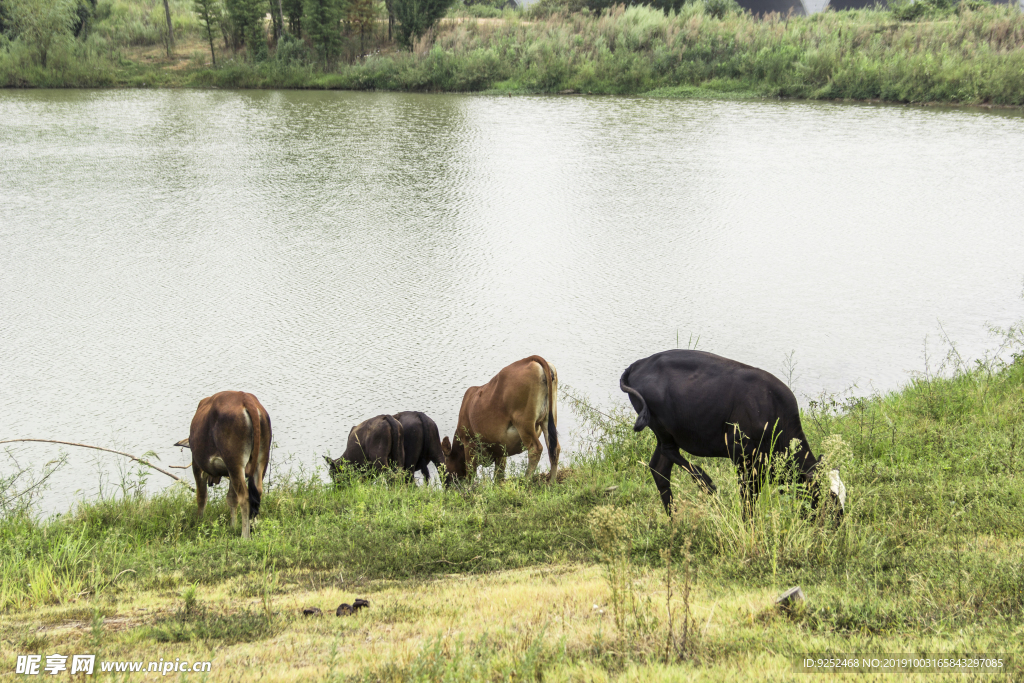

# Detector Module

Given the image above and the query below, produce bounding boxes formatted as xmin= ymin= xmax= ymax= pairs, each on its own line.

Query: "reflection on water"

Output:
xmin=2 ymin=90 xmax=1023 ymax=514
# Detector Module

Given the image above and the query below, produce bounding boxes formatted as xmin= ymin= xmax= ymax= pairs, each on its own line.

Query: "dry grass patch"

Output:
xmin=3 ymin=564 xmax=1020 ymax=680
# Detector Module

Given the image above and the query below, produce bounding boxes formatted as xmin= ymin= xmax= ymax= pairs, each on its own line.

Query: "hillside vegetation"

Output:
xmin=1 ymin=0 xmax=1024 ymax=105
xmin=2 ymin=320 xmax=1024 ymax=679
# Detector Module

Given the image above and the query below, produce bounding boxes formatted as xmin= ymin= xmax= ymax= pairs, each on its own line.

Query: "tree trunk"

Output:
xmin=162 ymin=0 xmax=175 ymax=57
xmin=277 ymin=0 xmax=285 ymax=39
xmin=207 ymin=25 xmax=217 ymax=66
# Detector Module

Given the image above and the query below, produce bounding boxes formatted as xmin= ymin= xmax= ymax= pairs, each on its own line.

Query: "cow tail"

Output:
xmin=619 ymin=366 xmax=650 ymax=432
xmin=422 ymin=413 xmax=444 ymax=470
xmin=384 ymin=414 xmax=404 ymax=469
xmin=241 ymin=393 xmax=263 ymax=518
xmin=530 ymin=356 xmax=559 ymax=458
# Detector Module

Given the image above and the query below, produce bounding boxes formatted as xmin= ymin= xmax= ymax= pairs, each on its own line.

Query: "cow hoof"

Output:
xmin=303 ymin=607 xmax=322 ymax=616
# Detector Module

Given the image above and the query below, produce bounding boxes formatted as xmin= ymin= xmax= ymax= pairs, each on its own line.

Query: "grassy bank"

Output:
xmin=3 ymin=2 xmax=1024 ymax=105
xmin=2 ymin=323 xmax=1024 ymax=679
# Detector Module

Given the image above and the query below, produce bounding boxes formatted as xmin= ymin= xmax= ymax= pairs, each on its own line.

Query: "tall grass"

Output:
xmin=193 ymin=3 xmax=1024 ymax=103
xmin=92 ymin=0 xmax=202 ymax=46
xmin=3 ymin=2 xmax=1024 ymax=104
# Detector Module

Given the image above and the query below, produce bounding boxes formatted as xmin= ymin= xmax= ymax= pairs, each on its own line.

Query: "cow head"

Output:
xmin=322 ymin=455 xmax=342 ymax=483
xmin=827 ymin=467 xmax=847 ymax=515
xmin=440 ymin=436 xmax=466 ymax=487
xmin=804 ymin=462 xmax=846 ymax=523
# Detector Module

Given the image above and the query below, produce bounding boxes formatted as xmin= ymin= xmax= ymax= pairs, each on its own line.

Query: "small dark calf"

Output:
xmin=324 ymin=415 xmax=403 ymax=481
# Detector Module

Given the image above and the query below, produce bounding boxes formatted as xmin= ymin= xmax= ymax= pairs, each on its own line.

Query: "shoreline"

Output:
xmin=4 ymin=5 xmax=1024 ymax=107
xmin=5 ymin=81 xmax=1024 ymax=114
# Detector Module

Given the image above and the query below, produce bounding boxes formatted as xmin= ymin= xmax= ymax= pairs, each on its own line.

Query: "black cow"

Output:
xmin=324 ymin=414 xmax=404 ymax=480
xmin=393 ymin=411 xmax=445 ymax=483
xmin=619 ymin=350 xmax=845 ymax=518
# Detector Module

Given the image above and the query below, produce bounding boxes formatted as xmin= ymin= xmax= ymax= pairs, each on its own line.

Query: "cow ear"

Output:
xmin=441 ymin=437 xmax=451 ymax=456
xmin=174 ymin=438 xmax=191 ymax=449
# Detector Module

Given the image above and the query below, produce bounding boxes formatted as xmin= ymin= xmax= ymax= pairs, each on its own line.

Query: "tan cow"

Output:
xmin=442 ymin=355 xmax=559 ymax=484
xmin=174 ymin=391 xmax=272 ymax=539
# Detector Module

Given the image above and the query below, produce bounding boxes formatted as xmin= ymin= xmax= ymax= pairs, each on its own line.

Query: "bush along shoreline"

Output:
xmin=1 ymin=0 xmax=1024 ymax=106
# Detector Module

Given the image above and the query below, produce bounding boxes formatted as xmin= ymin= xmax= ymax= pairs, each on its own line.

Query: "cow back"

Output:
xmin=621 ymin=350 xmax=807 ymax=461
xmin=342 ymin=415 xmax=404 ymax=470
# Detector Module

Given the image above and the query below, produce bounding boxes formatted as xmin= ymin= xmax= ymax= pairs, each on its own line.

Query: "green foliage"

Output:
xmin=4 ymin=0 xmax=1024 ymax=106
xmin=7 ymin=0 xmax=77 ymax=65
xmin=345 ymin=0 xmax=376 ymax=39
xmin=192 ymin=0 xmax=221 ymax=64
xmin=392 ymin=0 xmax=455 ymax=47
xmin=273 ymin=28 xmax=308 ymax=61
xmin=281 ymin=0 xmax=301 ymax=32
xmin=889 ymin=0 xmax=954 ymax=20
xmin=225 ymin=0 xmax=265 ymax=53
xmin=889 ymin=0 xmax=994 ymax=21
xmin=700 ymin=0 xmax=740 ymax=19
xmin=532 ymin=0 xmax=739 ymax=17
xmin=0 ymin=0 xmax=12 ymax=36
xmin=303 ymin=0 xmax=344 ymax=63
xmin=71 ymin=0 xmax=95 ymax=37
xmin=87 ymin=0 xmax=200 ymax=47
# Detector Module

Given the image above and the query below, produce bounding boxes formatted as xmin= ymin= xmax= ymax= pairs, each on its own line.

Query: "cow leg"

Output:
xmin=667 ymin=446 xmax=717 ymax=496
xmin=249 ymin=456 xmax=266 ymax=519
xmin=541 ymin=419 xmax=559 ymax=484
xmin=737 ymin=455 xmax=766 ymax=521
xmin=649 ymin=443 xmax=674 ymax=514
xmin=227 ymin=465 xmax=250 ymax=539
xmin=517 ymin=421 xmax=545 ymax=479
xmin=193 ymin=465 xmax=208 ymax=518
xmin=226 ymin=477 xmax=238 ymax=528
xmin=724 ymin=428 xmax=759 ymax=520
xmin=237 ymin=473 xmax=252 ymax=539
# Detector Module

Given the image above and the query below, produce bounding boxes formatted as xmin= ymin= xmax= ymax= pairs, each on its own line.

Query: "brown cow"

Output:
xmin=173 ymin=391 xmax=272 ymax=539
xmin=324 ymin=414 xmax=404 ymax=481
xmin=441 ymin=355 xmax=559 ymax=484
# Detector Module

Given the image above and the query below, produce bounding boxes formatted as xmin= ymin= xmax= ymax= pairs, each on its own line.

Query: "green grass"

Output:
xmin=3 ymin=2 xmax=1024 ymax=105
xmin=1 ymin=320 xmax=1024 ymax=678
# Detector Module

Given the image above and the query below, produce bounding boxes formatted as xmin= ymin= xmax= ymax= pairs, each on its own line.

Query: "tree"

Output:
xmin=8 ymin=0 xmax=77 ymax=66
xmin=225 ymin=0 xmax=265 ymax=55
xmin=268 ymin=0 xmax=283 ymax=41
xmin=0 ymin=0 xmax=13 ymax=37
xmin=391 ymin=0 xmax=453 ymax=48
xmin=162 ymin=0 xmax=174 ymax=56
xmin=281 ymin=0 xmax=302 ymax=34
xmin=345 ymin=0 xmax=375 ymax=55
xmin=70 ymin=0 xmax=94 ymax=38
xmin=303 ymin=0 xmax=344 ymax=65
xmin=193 ymin=0 xmax=222 ymax=65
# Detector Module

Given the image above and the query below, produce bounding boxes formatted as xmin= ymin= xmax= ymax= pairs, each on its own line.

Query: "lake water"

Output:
xmin=2 ymin=90 xmax=1023 ymax=515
